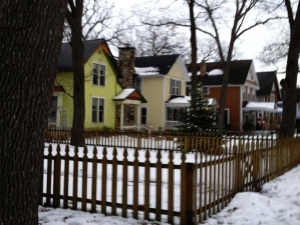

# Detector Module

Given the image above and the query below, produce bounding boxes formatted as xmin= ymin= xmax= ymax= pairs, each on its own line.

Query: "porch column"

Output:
xmin=136 ymin=105 xmax=141 ymax=131
xmin=120 ymin=104 xmax=124 ymax=131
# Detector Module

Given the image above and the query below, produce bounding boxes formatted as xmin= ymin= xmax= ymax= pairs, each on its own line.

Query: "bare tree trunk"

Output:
xmin=188 ymin=0 xmax=198 ymax=102
xmin=0 ymin=1 xmax=67 ymax=224
xmin=66 ymin=1 xmax=85 ymax=146
xmin=279 ymin=0 xmax=300 ymax=137
xmin=218 ymin=40 xmax=235 ymax=127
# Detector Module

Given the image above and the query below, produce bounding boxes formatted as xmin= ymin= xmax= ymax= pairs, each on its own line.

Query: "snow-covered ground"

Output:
xmin=38 ymin=206 xmax=168 ymax=224
xmin=204 ymin=165 xmax=300 ymax=225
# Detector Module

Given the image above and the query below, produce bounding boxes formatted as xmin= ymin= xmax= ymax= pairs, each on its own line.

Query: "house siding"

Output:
xmin=141 ymin=76 xmax=164 ymax=129
xmin=205 ymin=87 xmax=241 ymax=131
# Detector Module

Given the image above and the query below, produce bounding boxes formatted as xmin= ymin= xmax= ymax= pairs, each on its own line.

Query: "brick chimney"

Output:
xmin=118 ymin=46 xmax=136 ymax=88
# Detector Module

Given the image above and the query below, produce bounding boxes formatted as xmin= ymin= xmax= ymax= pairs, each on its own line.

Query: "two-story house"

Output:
xmin=186 ymin=60 xmax=260 ymax=131
xmin=118 ymin=47 xmax=190 ymax=130
xmin=50 ymin=39 xmax=146 ymax=129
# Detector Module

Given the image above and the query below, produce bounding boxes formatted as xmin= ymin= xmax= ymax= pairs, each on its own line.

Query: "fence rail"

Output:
xmin=41 ymin=133 xmax=300 ymax=224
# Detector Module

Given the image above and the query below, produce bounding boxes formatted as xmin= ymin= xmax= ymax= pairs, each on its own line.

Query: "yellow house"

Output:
xmin=118 ymin=48 xmax=190 ymax=130
xmin=50 ymin=39 xmax=145 ymax=129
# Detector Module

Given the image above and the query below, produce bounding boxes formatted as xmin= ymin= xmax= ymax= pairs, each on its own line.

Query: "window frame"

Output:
xmin=170 ymin=78 xmax=181 ymax=95
xmin=135 ymin=77 xmax=142 ymax=93
xmin=140 ymin=106 xmax=148 ymax=125
xmin=91 ymin=96 xmax=105 ymax=124
xmin=203 ymin=86 xmax=210 ymax=95
xmin=242 ymin=86 xmax=246 ymax=100
xmin=92 ymin=62 xmax=106 ymax=87
xmin=224 ymin=108 xmax=230 ymax=125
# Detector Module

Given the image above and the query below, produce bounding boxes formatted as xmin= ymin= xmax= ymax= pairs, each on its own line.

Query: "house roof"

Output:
xmin=134 ymin=54 xmax=180 ymax=76
xmin=58 ymin=39 xmax=122 ymax=78
xmin=186 ymin=60 xmax=253 ymax=86
xmin=256 ymin=71 xmax=276 ymax=96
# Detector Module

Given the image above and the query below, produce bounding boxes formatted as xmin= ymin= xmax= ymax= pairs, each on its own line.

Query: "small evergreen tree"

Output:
xmin=178 ymin=82 xmax=218 ymax=132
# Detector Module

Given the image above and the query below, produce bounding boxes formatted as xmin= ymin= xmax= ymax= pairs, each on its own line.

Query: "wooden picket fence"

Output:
xmin=40 ymin=134 xmax=300 ymax=224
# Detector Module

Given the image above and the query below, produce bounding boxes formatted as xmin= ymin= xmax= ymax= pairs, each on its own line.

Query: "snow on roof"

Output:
xmin=134 ymin=67 xmax=160 ymax=76
xmin=166 ymin=96 xmax=217 ymax=107
xmin=113 ymin=88 xmax=135 ymax=100
xmin=208 ymin=69 xmax=223 ymax=76
xmin=244 ymin=102 xmax=282 ymax=113
xmin=188 ymin=71 xmax=200 ymax=77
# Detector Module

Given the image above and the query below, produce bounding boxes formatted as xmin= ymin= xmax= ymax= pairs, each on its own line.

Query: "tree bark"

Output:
xmin=188 ymin=0 xmax=198 ymax=103
xmin=279 ymin=2 xmax=300 ymax=137
xmin=66 ymin=2 xmax=85 ymax=146
xmin=0 ymin=1 xmax=67 ymax=224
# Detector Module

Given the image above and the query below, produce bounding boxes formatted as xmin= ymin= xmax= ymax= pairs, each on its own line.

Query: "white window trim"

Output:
xmin=140 ymin=106 xmax=148 ymax=125
xmin=91 ymin=96 xmax=105 ymax=124
xmin=170 ymin=78 xmax=182 ymax=95
xmin=91 ymin=62 xmax=106 ymax=87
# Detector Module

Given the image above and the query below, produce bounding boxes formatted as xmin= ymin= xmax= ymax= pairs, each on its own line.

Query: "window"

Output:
xmin=167 ymin=107 xmax=183 ymax=121
xmin=186 ymin=85 xmax=191 ymax=96
xmin=91 ymin=97 xmax=105 ymax=123
xmin=257 ymin=96 xmax=265 ymax=102
xmin=257 ymin=112 xmax=262 ymax=119
xmin=141 ymin=107 xmax=147 ymax=125
xmin=92 ymin=63 xmax=105 ymax=87
xmin=242 ymin=86 xmax=245 ymax=100
xmin=270 ymin=94 xmax=275 ymax=102
xmin=170 ymin=79 xmax=181 ymax=95
xmin=135 ymin=77 xmax=142 ymax=93
xmin=248 ymin=88 xmax=251 ymax=101
xmin=224 ymin=109 xmax=230 ymax=125
xmin=252 ymin=92 xmax=256 ymax=102
xmin=203 ymin=87 xmax=210 ymax=95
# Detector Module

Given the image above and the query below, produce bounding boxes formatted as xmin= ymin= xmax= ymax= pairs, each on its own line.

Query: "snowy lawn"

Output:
xmin=38 ymin=206 xmax=168 ymax=224
xmin=204 ymin=165 xmax=300 ymax=225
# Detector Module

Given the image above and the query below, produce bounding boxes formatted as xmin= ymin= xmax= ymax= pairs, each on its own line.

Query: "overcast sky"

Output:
xmin=113 ymin=0 xmax=291 ymax=84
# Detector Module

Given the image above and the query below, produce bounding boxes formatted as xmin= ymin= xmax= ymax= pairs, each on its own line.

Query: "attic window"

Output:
xmin=92 ymin=63 xmax=106 ymax=87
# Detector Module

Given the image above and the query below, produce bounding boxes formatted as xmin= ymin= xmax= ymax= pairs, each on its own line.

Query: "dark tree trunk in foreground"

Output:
xmin=66 ymin=1 xmax=85 ymax=146
xmin=0 ymin=1 xmax=67 ymax=224
xmin=188 ymin=0 xmax=198 ymax=102
xmin=279 ymin=1 xmax=300 ymax=137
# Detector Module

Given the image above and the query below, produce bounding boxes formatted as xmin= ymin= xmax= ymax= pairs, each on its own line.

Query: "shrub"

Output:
xmin=243 ymin=120 xmax=255 ymax=132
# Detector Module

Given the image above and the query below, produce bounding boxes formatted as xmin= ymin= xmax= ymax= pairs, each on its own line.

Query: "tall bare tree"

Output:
xmin=195 ymin=0 xmax=282 ymax=126
xmin=279 ymin=0 xmax=300 ymax=137
xmin=65 ymin=0 xmax=113 ymax=146
xmin=0 ymin=0 xmax=67 ymax=224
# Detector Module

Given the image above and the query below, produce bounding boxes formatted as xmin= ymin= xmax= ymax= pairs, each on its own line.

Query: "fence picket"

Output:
xmin=112 ymin=147 xmax=118 ymax=215
xmin=122 ymin=148 xmax=128 ymax=218
xmin=63 ymin=145 xmax=70 ymax=208
xmin=91 ymin=146 xmax=97 ymax=213
xmin=144 ymin=149 xmax=150 ymax=220
xmin=72 ymin=146 xmax=79 ymax=210
xmin=101 ymin=147 xmax=107 ymax=214
xmin=133 ymin=149 xmax=139 ymax=219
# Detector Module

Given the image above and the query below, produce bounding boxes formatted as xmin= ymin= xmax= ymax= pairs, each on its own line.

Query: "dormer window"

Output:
xmin=92 ymin=63 xmax=105 ymax=87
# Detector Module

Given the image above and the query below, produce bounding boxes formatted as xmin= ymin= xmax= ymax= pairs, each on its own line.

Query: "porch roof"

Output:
xmin=113 ymin=88 xmax=147 ymax=103
xmin=243 ymin=102 xmax=282 ymax=113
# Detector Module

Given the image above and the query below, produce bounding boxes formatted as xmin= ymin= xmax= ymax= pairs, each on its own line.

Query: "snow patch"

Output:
xmin=134 ymin=67 xmax=160 ymax=76
xmin=208 ymin=69 xmax=223 ymax=76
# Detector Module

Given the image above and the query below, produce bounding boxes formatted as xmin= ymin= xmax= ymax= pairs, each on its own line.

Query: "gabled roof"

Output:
xmin=187 ymin=60 xmax=253 ymax=86
xmin=113 ymin=88 xmax=147 ymax=103
xmin=58 ymin=39 xmax=122 ymax=78
xmin=134 ymin=54 xmax=180 ymax=76
xmin=256 ymin=71 xmax=277 ymax=96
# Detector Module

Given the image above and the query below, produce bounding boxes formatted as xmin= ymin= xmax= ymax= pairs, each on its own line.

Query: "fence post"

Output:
xmin=53 ymin=144 xmax=61 ymax=208
xmin=181 ymin=155 xmax=194 ymax=225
